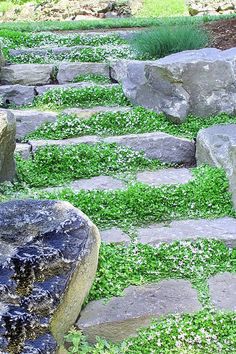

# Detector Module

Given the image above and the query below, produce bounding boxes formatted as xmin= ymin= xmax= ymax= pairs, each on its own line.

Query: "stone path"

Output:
xmin=1 ymin=29 xmax=236 ymax=350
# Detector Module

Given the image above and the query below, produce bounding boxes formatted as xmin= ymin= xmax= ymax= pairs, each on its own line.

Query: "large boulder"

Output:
xmin=111 ymin=48 xmax=236 ymax=122
xmin=196 ymin=124 xmax=236 ymax=208
xmin=0 ymin=85 xmax=35 ymax=106
xmin=0 ymin=110 xmax=16 ymax=182
xmin=0 ymin=64 xmax=55 ymax=86
xmin=0 ymin=200 xmax=100 ymax=353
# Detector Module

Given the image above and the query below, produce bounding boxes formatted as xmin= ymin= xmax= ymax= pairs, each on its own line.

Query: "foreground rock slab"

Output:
xmin=0 ymin=200 xmax=100 ymax=353
xmin=111 ymin=48 xmax=236 ymax=122
xmin=0 ymin=110 xmax=16 ymax=181
xmin=208 ymin=273 xmax=236 ymax=311
xmin=77 ymin=280 xmax=201 ymax=343
xmin=137 ymin=217 xmax=236 ymax=247
xmin=0 ymin=85 xmax=35 ymax=106
xmin=196 ymin=124 xmax=236 ymax=208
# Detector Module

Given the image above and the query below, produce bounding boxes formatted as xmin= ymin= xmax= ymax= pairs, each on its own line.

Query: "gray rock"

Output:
xmin=196 ymin=124 xmax=236 ymax=208
xmin=63 ymin=106 xmax=132 ymax=120
xmin=208 ymin=273 xmax=236 ymax=311
xmin=0 ymin=110 xmax=16 ymax=182
xmin=77 ymin=280 xmax=201 ymax=343
xmin=57 ymin=63 xmax=110 ymax=84
xmin=15 ymin=143 xmax=31 ymax=159
xmin=100 ymin=228 xmax=130 ymax=244
xmin=137 ymin=217 xmax=236 ymax=247
xmin=0 ymin=199 xmax=100 ymax=352
xmin=70 ymin=175 xmax=126 ymax=191
xmin=0 ymin=85 xmax=35 ymax=106
xmin=136 ymin=168 xmax=193 ymax=186
xmin=104 ymin=132 xmax=196 ymax=166
xmin=0 ymin=64 xmax=55 ymax=86
xmin=9 ymin=45 xmax=91 ymax=57
xmin=111 ymin=48 xmax=236 ymax=122
xmin=7 ymin=109 xmax=57 ymax=140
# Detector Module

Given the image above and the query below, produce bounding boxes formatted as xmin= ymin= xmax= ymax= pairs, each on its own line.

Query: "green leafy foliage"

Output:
xmin=130 ymin=24 xmax=209 ymax=59
xmin=27 ymin=107 xmax=236 ymax=141
xmin=32 ymin=85 xmax=130 ymax=110
xmin=16 ymin=143 xmax=164 ymax=187
xmin=73 ymin=74 xmax=111 ymax=84
xmin=138 ymin=0 xmax=186 ymax=17
xmin=66 ymin=310 xmax=236 ymax=353
xmin=31 ymin=166 xmax=234 ymax=228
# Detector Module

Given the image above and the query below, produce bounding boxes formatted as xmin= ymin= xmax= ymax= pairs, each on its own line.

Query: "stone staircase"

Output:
xmin=1 ymin=29 xmax=236 ymax=352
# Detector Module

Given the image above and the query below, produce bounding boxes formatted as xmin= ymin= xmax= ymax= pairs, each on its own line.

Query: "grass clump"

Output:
xmin=66 ymin=310 xmax=236 ymax=353
xmin=31 ymin=166 xmax=234 ymax=229
xmin=32 ymin=85 xmax=130 ymax=110
xmin=130 ymin=24 xmax=209 ymax=59
xmin=27 ymin=107 xmax=236 ymax=141
xmin=16 ymin=143 xmax=164 ymax=188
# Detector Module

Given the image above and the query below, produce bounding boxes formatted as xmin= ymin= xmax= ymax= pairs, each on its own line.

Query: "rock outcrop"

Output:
xmin=0 ymin=199 xmax=100 ymax=353
xmin=187 ymin=0 xmax=236 ymax=16
xmin=0 ymin=110 xmax=16 ymax=182
xmin=196 ymin=124 xmax=236 ymax=208
xmin=111 ymin=48 xmax=236 ymax=122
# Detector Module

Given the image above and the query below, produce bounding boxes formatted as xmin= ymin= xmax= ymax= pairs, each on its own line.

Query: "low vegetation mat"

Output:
xmin=27 ymin=107 xmax=236 ymax=141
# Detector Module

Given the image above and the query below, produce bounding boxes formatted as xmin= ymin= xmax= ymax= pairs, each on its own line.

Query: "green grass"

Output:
xmin=31 ymin=85 xmax=130 ymax=110
xmin=73 ymin=74 xmax=111 ymax=84
xmin=66 ymin=309 xmax=236 ymax=353
xmin=26 ymin=107 xmax=236 ymax=141
xmin=29 ymin=166 xmax=235 ymax=229
xmin=0 ymin=1 xmax=13 ymax=13
xmin=0 ymin=14 xmax=235 ymax=32
xmin=138 ymin=0 xmax=187 ymax=17
xmin=130 ymin=24 xmax=209 ymax=59
xmin=16 ymin=143 xmax=165 ymax=188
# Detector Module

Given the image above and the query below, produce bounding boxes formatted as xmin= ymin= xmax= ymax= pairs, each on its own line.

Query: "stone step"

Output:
xmin=0 ymin=82 xmax=116 ymax=107
xmin=9 ymin=44 xmax=129 ymax=58
xmin=208 ymin=273 xmax=236 ymax=311
xmin=0 ymin=62 xmax=110 ymax=86
xmin=136 ymin=168 xmax=193 ymax=186
xmin=27 ymin=132 xmax=195 ymax=166
xmin=63 ymin=106 xmax=132 ymax=120
xmin=137 ymin=217 xmax=236 ymax=248
xmin=76 ymin=280 xmax=202 ymax=343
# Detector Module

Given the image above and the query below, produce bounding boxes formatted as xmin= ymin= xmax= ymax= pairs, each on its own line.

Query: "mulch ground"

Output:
xmin=204 ymin=18 xmax=236 ymax=50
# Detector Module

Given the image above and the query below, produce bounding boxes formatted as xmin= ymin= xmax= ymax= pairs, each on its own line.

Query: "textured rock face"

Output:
xmin=0 ymin=64 xmax=55 ymax=86
xmin=0 ymin=85 xmax=35 ymax=106
xmin=196 ymin=124 xmax=236 ymax=208
xmin=208 ymin=273 xmax=236 ymax=310
xmin=111 ymin=48 xmax=236 ymax=122
xmin=57 ymin=63 xmax=110 ymax=84
xmin=0 ymin=110 xmax=16 ymax=182
xmin=0 ymin=200 xmax=100 ymax=353
xmin=77 ymin=280 xmax=202 ymax=343
xmin=187 ymin=0 xmax=236 ymax=16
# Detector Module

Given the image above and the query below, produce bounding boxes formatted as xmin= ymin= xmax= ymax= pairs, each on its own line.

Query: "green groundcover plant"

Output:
xmin=31 ymin=85 xmax=130 ymax=110
xmin=130 ymin=24 xmax=209 ymax=59
xmin=28 ymin=166 xmax=234 ymax=229
xmin=27 ymin=107 xmax=236 ymax=141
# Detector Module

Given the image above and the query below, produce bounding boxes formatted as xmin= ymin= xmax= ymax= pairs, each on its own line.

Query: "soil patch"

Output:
xmin=204 ymin=18 xmax=236 ymax=50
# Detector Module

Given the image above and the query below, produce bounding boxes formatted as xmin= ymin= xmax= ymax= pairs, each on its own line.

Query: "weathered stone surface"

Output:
xmin=100 ymin=228 xmax=130 ymax=244
xmin=28 ymin=132 xmax=195 ymax=165
xmin=0 ymin=110 xmax=16 ymax=182
xmin=196 ymin=124 xmax=236 ymax=208
xmin=104 ymin=132 xmax=196 ymax=166
xmin=15 ymin=143 xmax=31 ymax=159
xmin=111 ymin=48 xmax=236 ymax=122
xmin=70 ymin=176 xmax=125 ymax=191
xmin=0 ymin=85 xmax=35 ymax=106
xmin=63 ymin=106 xmax=132 ymax=120
xmin=208 ymin=273 xmax=236 ymax=310
xmin=137 ymin=217 xmax=236 ymax=247
xmin=136 ymin=168 xmax=193 ymax=186
xmin=9 ymin=45 xmax=91 ymax=57
xmin=77 ymin=280 xmax=201 ymax=343
xmin=0 ymin=64 xmax=55 ymax=86
xmin=0 ymin=199 xmax=100 ymax=353
xmin=7 ymin=109 xmax=57 ymax=140
xmin=57 ymin=63 xmax=110 ymax=84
